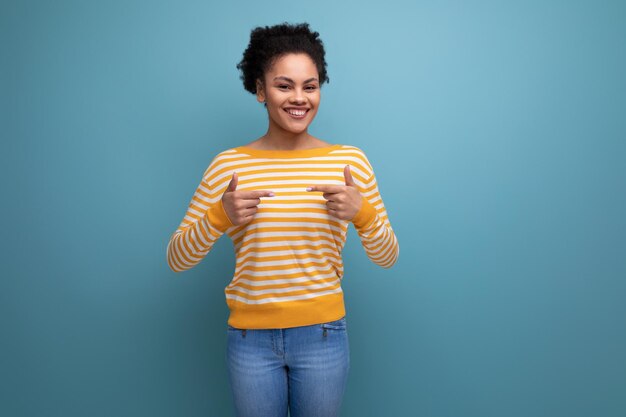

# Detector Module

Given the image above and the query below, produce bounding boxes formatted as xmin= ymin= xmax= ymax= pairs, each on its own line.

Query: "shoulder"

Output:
xmin=201 ymin=147 xmax=240 ymax=178
xmin=334 ymin=144 xmax=375 ymax=175
xmin=337 ymin=144 xmax=366 ymax=155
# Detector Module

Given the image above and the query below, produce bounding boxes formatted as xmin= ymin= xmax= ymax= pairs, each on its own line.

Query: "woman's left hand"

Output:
xmin=306 ymin=165 xmax=363 ymax=222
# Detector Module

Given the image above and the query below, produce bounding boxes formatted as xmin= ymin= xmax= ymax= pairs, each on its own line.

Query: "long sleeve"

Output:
xmin=166 ymin=166 xmax=235 ymax=273
xmin=351 ymin=169 xmax=400 ymax=268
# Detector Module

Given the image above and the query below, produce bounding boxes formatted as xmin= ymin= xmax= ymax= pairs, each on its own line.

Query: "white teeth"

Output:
xmin=286 ymin=109 xmax=307 ymax=116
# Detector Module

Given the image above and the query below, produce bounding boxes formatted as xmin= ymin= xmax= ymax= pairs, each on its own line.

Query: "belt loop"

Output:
xmin=323 ymin=328 xmax=327 ymax=338
xmin=242 ymin=329 xmax=247 ymax=338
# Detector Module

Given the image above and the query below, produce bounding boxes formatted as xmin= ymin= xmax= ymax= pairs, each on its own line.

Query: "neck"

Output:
xmin=260 ymin=121 xmax=314 ymax=150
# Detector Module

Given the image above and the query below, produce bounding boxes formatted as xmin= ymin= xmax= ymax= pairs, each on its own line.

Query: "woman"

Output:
xmin=167 ymin=22 xmax=399 ymax=417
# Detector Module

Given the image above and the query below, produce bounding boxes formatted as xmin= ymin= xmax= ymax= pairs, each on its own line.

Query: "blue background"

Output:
xmin=2 ymin=0 xmax=625 ymax=416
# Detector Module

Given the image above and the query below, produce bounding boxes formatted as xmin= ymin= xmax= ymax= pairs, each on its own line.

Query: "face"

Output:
xmin=256 ymin=53 xmax=321 ymax=134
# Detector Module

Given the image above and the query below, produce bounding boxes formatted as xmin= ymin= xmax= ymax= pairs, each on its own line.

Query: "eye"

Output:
xmin=276 ymin=84 xmax=317 ymax=91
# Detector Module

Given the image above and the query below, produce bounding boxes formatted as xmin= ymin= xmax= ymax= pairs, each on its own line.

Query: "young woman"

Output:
xmin=167 ymin=22 xmax=399 ymax=417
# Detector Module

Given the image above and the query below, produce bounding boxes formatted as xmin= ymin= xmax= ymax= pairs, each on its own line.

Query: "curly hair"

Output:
xmin=236 ymin=22 xmax=330 ymax=98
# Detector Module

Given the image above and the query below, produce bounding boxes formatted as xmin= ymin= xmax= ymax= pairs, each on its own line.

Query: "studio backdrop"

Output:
xmin=1 ymin=0 xmax=625 ymax=416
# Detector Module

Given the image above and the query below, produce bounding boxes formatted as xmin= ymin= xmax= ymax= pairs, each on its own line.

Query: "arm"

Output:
xmin=166 ymin=169 xmax=234 ymax=273
xmin=351 ymin=170 xmax=400 ymax=268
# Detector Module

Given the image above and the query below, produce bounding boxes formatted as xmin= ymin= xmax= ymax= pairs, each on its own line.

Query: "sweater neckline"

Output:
xmin=233 ymin=144 xmax=343 ymax=158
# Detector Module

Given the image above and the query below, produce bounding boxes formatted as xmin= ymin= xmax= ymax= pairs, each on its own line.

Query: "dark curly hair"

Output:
xmin=236 ymin=22 xmax=329 ymax=102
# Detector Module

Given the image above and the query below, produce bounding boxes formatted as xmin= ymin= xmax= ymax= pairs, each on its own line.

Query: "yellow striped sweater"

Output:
xmin=166 ymin=144 xmax=399 ymax=329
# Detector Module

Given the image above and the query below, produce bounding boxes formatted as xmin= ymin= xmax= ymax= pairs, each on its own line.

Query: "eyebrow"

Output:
xmin=273 ymin=76 xmax=319 ymax=84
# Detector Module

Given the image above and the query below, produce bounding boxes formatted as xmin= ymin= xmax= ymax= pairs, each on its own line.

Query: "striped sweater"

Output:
xmin=166 ymin=144 xmax=399 ymax=329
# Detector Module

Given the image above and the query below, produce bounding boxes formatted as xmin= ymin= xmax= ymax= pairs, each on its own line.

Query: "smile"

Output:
xmin=283 ymin=108 xmax=309 ymax=119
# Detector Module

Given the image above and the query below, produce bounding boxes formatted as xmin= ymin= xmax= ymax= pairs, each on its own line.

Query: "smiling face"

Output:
xmin=256 ymin=53 xmax=321 ymax=135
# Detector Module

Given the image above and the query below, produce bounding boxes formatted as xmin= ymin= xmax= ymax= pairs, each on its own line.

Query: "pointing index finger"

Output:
xmin=238 ymin=190 xmax=275 ymax=198
xmin=306 ymin=184 xmax=343 ymax=193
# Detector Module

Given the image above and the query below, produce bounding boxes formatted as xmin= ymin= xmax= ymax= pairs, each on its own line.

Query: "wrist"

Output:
xmin=206 ymin=198 xmax=235 ymax=232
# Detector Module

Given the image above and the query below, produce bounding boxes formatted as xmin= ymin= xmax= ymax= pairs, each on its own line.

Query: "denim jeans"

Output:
xmin=226 ymin=316 xmax=350 ymax=417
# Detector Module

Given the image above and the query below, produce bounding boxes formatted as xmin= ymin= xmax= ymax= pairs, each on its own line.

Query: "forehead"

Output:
xmin=266 ymin=53 xmax=319 ymax=80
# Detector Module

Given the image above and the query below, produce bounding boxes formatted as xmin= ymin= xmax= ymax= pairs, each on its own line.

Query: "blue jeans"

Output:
xmin=226 ymin=316 xmax=350 ymax=417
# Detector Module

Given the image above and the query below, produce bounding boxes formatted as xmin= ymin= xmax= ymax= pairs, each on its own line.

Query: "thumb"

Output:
xmin=226 ymin=171 xmax=238 ymax=192
xmin=344 ymin=165 xmax=356 ymax=187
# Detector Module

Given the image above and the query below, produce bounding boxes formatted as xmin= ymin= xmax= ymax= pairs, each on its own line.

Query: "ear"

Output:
xmin=256 ymin=79 xmax=265 ymax=103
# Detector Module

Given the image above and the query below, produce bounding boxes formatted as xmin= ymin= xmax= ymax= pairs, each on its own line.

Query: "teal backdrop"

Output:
xmin=2 ymin=0 xmax=625 ymax=416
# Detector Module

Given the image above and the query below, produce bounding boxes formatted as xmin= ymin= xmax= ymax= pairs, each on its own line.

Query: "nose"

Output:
xmin=290 ymin=88 xmax=306 ymax=104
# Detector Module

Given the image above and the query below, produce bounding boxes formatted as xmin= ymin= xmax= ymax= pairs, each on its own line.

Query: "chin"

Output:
xmin=285 ymin=126 xmax=308 ymax=134
xmin=274 ymin=120 xmax=311 ymax=133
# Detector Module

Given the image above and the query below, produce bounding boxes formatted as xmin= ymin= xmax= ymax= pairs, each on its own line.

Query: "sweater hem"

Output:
xmin=226 ymin=291 xmax=346 ymax=329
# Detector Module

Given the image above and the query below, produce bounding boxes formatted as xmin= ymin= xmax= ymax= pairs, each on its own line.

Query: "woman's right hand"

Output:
xmin=221 ymin=172 xmax=274 ymax=226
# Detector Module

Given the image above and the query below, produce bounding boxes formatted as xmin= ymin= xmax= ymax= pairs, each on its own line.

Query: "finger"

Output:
xmin=326 ymin=201 xmax=340 ymax=211
xmin=238 ymin=190 xmax=275 ymax=199
xmin=344 ymin=165 xmax=357 ymax=187
xmin=231 ymin=207 xmax=258 ymax=224
xmin=226 ymin=172 xmax=238 ymax=192
xmin=240 ymin=195 xmax=272 ymax=208
xmin=240 ymin=206 xmax=259 ymax=217
xmin=238 ymin=198 xmax=262 ymax=209
xmin=322 ymin=192 xmax=340 ymax=202
xmin=306 ymin=184 xmax=344 ymax=193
